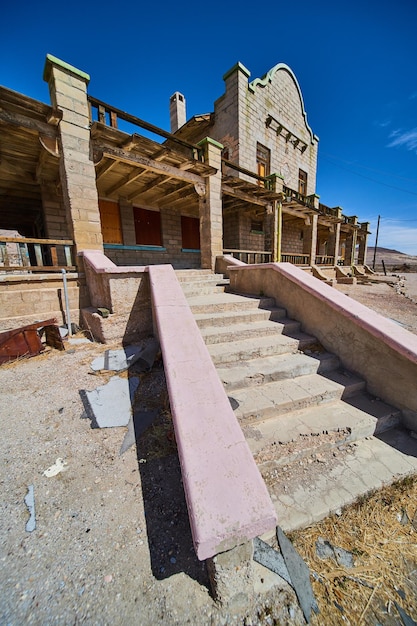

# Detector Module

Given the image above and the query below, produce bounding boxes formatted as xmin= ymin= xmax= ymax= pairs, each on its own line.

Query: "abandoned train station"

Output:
xmin=0 ymin=54 xmax=370 ymax=332
xmin=3 ymin=56 xmax=417 ymax=615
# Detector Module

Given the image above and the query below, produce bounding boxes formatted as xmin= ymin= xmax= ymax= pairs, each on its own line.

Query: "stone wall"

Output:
xmin=281 ymin=220 xmax=304 ymax=254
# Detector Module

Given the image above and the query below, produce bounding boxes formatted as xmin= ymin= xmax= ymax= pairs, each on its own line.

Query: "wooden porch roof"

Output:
xmin=91 ymin=122 xmax=216 ymax=213
xmin=0 ymin=86 xmax=61 ymax=232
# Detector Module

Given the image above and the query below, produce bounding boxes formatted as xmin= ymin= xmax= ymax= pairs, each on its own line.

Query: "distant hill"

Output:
xmin=366 ymin=247 xmax=417 ymax=271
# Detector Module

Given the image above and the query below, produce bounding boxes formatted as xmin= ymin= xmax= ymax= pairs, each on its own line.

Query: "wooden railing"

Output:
xmin=223 ymin=249 xmax=272 ymax=264
xmin=283 ymin=186 xmax=317 ymax=209
xmin=88 ymin=95 xmax=203 ymax=162
xmin=281 ymin=253 xmax=310 ymax=265
xmin=0 ymin=237 xmax=75 ymax=272
xmin=315 ymin=255 xmax=335 ymax=266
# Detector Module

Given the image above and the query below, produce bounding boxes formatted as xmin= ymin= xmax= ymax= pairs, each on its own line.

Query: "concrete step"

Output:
xmin=259 ymin=430 xmax=417 ymax=535
xmin=175 ymin=269 xmax=218 ymax=278
xmin=228 ymin=371 xmax=364 ymax=425
xmin=200 ymin=318 xmax=301 ymax=345
xmin=187 ymin=292 xmax=277 ymax=314
xmin=193 ymin=306 xmax=288 ymax=329
xmin=207 ymin=333 xmax=313 ymax=365
xmin=242 ymin=391 xmax=401 ymax=465
xmin=343 ymin=391 xmax=402 ymax=433
xmin=243 ymin=397 xmax=379 ymax=463
xmin=216 ymin=351 xmax=340 ymax=391
xmin=180 ymin=283 xmax=228 ymax=297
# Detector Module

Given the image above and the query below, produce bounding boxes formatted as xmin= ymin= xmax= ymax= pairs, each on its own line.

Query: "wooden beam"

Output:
xmin=222 ymin=184 xmax=270 ymax=207
xmin=0 ymin=106 xmax=57 ymax=138
xmin=105 ymin=168 xmax=148 ymax=197
xmin=95 ymin=159 xmax=119 ymax=181
xmin=126 ymin=174 xmax=172 ymax=201
xmin=158 ymin=185 xmax=196 ymax=208
xmin=155 ymin=182 xmax=192 ymax=205
xmin=99 ymin=146 xmax=206 ymax=185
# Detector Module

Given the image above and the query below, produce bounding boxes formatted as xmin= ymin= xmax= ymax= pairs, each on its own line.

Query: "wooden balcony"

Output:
xmin=0 ymin=237 xmax=75 ymax=273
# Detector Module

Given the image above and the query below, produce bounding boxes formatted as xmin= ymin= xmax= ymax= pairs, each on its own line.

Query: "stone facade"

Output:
xmin=213 ymin=63 xmax=318 ymax=194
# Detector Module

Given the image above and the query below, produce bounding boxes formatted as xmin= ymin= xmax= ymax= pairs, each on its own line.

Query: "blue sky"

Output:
xmin=2 ymin=0 xmax=417 ymax=253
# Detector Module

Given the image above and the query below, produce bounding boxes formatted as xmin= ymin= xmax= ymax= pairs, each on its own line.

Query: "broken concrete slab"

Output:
xmin=315 ymin=537 xmax=354 ymax=568
xmin=90 ymin=338 xmax=160 ymax=374
xmin=119 ymin=409 xmax=158 ymax=455
xmin=277 ymin=526 xmax=317 ymax=623
xmin=90 ymin=346 xmax=144 ymax=373
xmin=253 ymin=536 xmax=291 ymax=585
xmin=131 ymin=337 xmax=160 ymax=372
xmin=83 ymin=375 xmax=139 ymax=428
xmin=24 ymin=485 xmax=36 ymax=532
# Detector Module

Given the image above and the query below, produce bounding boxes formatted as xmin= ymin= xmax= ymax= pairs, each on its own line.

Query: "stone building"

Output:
xmin=0 ymin=55 xmax=369 ymax=328
xmin=172 ymin=61 xmax=369 ymax=268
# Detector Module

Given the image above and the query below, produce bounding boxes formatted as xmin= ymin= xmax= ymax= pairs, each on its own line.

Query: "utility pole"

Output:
xmin=372 ymin=215 xmax=380 ymax=271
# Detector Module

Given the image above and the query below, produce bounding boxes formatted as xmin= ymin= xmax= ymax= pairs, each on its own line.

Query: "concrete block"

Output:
xmin=206 ymin=541 xmax=254 ymax=611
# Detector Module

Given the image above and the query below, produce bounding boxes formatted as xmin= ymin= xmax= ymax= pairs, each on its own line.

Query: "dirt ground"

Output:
xmin=1 ymin=273 xmax=416 ymax=625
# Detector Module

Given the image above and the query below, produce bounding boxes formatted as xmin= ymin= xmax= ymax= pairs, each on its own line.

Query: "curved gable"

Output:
xmin=249 ymin=63 xmax=317 ymax=143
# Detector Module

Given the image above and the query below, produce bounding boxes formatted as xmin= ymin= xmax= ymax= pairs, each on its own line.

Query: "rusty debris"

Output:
xmin=0 ymin=318 xmax=63 ymax=364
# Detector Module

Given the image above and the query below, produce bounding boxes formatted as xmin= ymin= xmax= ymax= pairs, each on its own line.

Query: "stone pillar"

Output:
xmin=327 ymin=222 xmax=341 ymax=266
xmin=357 ymin=223 xmax=369 ymax=265
xmin=344 ymin=232 xmax=355 ymax=266
xmin=197 ymin=138 xmax=224 ymax=270
xmin=303 ymin=214 xmax=318 ymax=265
xmin=43 ymin=54 xmax=103 ymax=269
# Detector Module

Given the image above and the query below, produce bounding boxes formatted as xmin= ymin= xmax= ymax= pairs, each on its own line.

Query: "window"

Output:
xmin=133 ymin=207 xmax=162 ymax=246
xmin=251 ymin=220 xmax=264 ymax=234
xmin=98 ymin=200 xmax=123 ymax=244
xmin=181 ymin=216 xmax=200 ymax=250
xmin=298 ymin=169 xmax=308 ymax=196
xmin=256 ymin=143 xmax=270 ymax=187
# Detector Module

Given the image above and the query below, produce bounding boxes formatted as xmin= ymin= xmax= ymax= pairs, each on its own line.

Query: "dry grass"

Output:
xmin=289 ymin=476 xmax=417 ymax=625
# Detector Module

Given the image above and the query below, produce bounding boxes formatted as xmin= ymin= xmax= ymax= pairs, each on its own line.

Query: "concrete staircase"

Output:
xmin=177 ymin=270 xmax=417 ymax=534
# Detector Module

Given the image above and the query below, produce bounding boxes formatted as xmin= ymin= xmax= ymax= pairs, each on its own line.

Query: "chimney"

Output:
xmin=170 ymin=91 xmax=186 ymax=133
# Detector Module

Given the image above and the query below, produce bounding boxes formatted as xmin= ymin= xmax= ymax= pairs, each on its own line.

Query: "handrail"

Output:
xmin=223 ymin=248 xmax=272 ymax=264
xmin=88 ymin=95 xmax=203 ymax=161
xmin=0 ymin=237 xmax=75 ymax=272
xmin=315 ymin=255 xmax=335 ymax=266
xmin=283 ymin=185 xmax=317 ymax=209
xmin=281 ymin=253 xmax=310 ymax=265
xmin=221 ymin=158 xmax=277 ymax=189
xmin=149 ymin=264 xmax=277 ymax=559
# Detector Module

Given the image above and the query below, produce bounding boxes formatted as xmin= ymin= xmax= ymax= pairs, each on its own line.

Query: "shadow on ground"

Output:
xmin=132 ymin=362 xmax=210 ymax=588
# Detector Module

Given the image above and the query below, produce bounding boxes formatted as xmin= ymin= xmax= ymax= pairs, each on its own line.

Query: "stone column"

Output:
xmin=303 ymin=214 xmax=318 ymax=265
xmin=43 ymin=55 xmax=103 ymax=269
xmin=197 ymin=138 xmax=224 ymax=270
xmin=327 ymin=222 xmax=341 ymax=266
xmin=344 ymin=232 xmax=355 ymax=266
xmin=357 ymin=223 xmax=369 ymax=265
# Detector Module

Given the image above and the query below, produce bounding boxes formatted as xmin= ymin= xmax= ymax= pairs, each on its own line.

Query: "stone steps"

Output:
xmin=207 ymin=333 xmax=314 ymax=365
xmin=261 ymin=431 xmax=417 ymax=535
xmin=229 ymin=371 xmax=364 ymax=425
xmin=179 ymin=270 xmax=415 ymax=534
xmin=193 ymin=306 xmax=287 ymax=329
xmin=200 ymin=318 xmax=301 ymax=345
xmin=216 ymin=351 xmax=340 ymax=391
